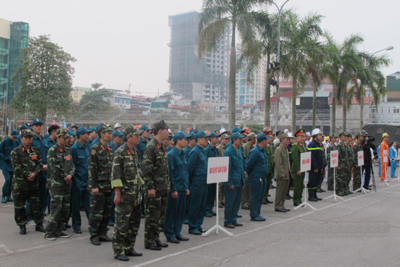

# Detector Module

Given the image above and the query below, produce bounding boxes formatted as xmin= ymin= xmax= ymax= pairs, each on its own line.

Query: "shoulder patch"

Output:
xmin=91 ymin=149 xmax=96 ymax=155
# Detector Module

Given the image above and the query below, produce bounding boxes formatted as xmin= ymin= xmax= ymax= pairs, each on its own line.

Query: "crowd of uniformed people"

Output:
xmin=0 ymin=118 xmax=390 ymax=262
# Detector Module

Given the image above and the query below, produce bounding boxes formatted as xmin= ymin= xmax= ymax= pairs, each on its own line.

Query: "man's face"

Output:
xmin=57 ymin=137 xmax=68 ymax=147
xmin=169 ymin=139 xmax=175 ymax=146
xmin=101 ymin=131 xmax=112 ymax=142
xmin=127 ymin=134 xmax=140 ymax=147
xmin=189 ymin=139 xmax=197 ymax=147
xmin=384 ymin=136 xmax=389 ymax=142
xmin=32 ymin=123 xmax=43 ymax=134
xmin=80 ymin=132 xmax=89 ymax=143
xmin=158 ymin=128 xmax=169 ymax=140
xmin=281 ymin=137 xmax=290 ymax=146
xmin=221 ymin=138 xmax=229 ymax=145
xmin=358 ymin=136 xmax=364 ymax=142
xmin=267 ymin=137 xmax=273 ymax=145
xmin=211 ymin=136 xmax=220 ymax=146
xmin=177 ymin=138 xmax=188 ymax=149
xmin=89 ymin=131 xmax=98 ymax=140
xmin=162 ymin=138 xmax=170 ymax=147
xmin=9 ymin=135 xmax=16 ymax=141
xmin=114 ymin=136 xmax=123 ymax=145
xmin=142 ymin=130 xmax=150 ymax=139
xmin=116 ymin=127 xmax=122 ymax=131
xmin=21 ymin=136 xmax=32 ymax=147
xmin=317 ymin=134 xmax=323 ymax=142
xmin=197 ymin=137 xmax=208 ymax=148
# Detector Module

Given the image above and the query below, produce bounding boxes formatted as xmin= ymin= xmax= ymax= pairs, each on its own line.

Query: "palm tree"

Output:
xmin=279 ymin=12 xmax=323 ymax=131
xmin=198 ymin=0 xmax=269 ymax=130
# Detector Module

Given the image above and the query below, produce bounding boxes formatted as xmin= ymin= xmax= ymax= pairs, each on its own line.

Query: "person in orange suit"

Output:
xmin=380 ymin=133 xmax=390 ymax=181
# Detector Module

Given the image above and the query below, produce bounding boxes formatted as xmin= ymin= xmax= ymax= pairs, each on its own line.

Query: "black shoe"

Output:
xmin=156 ymin=242 xmax=168 ymax=248
xmin=90 ymin=236 xmax=101 ymax=246
xmin=167 ymin=237 xmax=180 ymax=244
xmin=232 ymin=222 xmax=243 ymax=227
xmin=210 ymin=210 xmax=216 ymax=216
xmin=204 ymin=212 xmax=213 ymax=217
xmin=45 ymin=233 xmax=56 ymax=241
xmin=294 ymin=202 xmax=301 ymax=206
xmin=114 ymin=254 xmax=129 ymax=261
xmin=146 ymin=244 xmax=162 ymax=250
xmin=284 ymin=208 xmax=290 ymax=212
xmin=62 ymin=226 xmax=67 ymax=231
xmin=308 ymin=189 xmax=318 ymax=202
xmin=285 ymin=196 xmax=292 ymax=200
xmin=266 ymin=199 xmax=273 ymax=204
xmin=241 ymin=206 xmax=250 ymax=210
xmin=65 ymin=223 xmax=71 ymax=229
xmin=314 ymin=191 xmax=322 ymax=201
xmin=59 ymin=232 xmax=70 ymax=238
xmin=347 ymin=191 xmax=353 ymax=195
xmin=125 ymin=250 xmax=142 ymax=257
xmin=237 ymin=214 xmax=242 ymax=218
xmin=99 ymin=236 xmax=112 ymax=242
xmin=74 ymin=229 xmax=82 ymax=234
xmin=275 ymin=209 xmax=287 ymax=212
xmin=224 ymin=223 xmax=235 ymax=229
xmin=19 ymin=226 xmax=26 ymax=235
xmin=176 ymin=235 xmax=189 ymax=241
xmin=218 ymin=204 xmax=223 ymax=208
xmin=35 ymin=224 xmax=44 ymax=232
xmin=262 ymin=200 xmax=268 ymax=205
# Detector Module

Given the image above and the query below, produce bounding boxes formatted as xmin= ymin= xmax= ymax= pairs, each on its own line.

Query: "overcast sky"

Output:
xmin=2 ymin=0 xmax=399 ymax=96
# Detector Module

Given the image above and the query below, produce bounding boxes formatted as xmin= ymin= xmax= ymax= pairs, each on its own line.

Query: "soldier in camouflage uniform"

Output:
xmin=345 ymin=133 xmax=354 ymax=195
xmin=263 ymin=130 xmax=274 ymax=204
xmin=326 ymin=135 xmax=338 ymax=191
xmin=352 ymin=133 xmax=364 ymax=191
xmin=88 ymin=124 xmax=113 ymax=246
xmin=111 ymin=127 xmax=144 ymax=261
xmin=44 ymin=129 xmax=75 ymax=240
xmin=143 ymin=120 xmax=170 ymax=250
xmin=336 ymin=132 xmax=348 ymax=196
xmin=11 ymin=129 xmax=44 ymax=235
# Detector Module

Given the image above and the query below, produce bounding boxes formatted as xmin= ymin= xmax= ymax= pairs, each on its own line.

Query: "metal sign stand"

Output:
xmin=294 ymin=176 xmax=316 ymax=211
xmin=324 ymin=167 xmax=344 ymax=202
xmin=354 ymin=166 xmax=368 ymax=194
xmin=354 ymin=151 xmax=368 ymax=194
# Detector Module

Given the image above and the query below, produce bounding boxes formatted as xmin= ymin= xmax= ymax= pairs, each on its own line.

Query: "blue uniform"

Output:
xmin=187 ymin=144 xmax=208 ymax=233
xmin=377 ymin=145 xmax=381 ymax=177
xmin=135 ymin=137 xmax=148 ymax=163
xmin=246 ymin=145 xmax=268 ymax=219
xmin=204 ymin=144 xmax=219 ymax=216
xmin=390 ymin=146 xmax=397 ymax=178
xmin=224 ymin=145 xmax=245 ymax=225
xmin=0 ymin=137 xmax=17 ymax=200
xmin=166 ymin=146 xmax=173 ymax=152
xmin=70 ymin=141 xmax=90 ymax=231
xmin=164 ymin=147 xmax=189 ymax=239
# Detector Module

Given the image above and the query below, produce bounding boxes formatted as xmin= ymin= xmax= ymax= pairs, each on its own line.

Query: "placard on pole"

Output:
xmin=294 ymin=151 xmax=316 ymax=211
xmin=354 ymin=151 xmax=368 ymax=194
xmin=202 ymin=157 xmax=233 ymax=237
xmin=325 ymin=150 xmax=343 ymax=202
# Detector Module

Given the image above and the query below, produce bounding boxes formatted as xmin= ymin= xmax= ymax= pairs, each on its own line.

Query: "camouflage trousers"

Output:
xmin=112 ymin=202 xmax=141 ymax=257
xmin=292 ymin=173 xmax=305 ymax=205
xmin=45 ymin=192 xmax=70 ymax=235
xmin=144 ymin=190 xmax=167 ymax=247
xmin=89 ymin=191 xmax=112 ymax=238
xmin=327 ymin=168 xmax=334 ymax=190
xmin=13 ymin=189 xmax=42 ymax=226
xmin=335 ymin=168 xmax=347 ymax=194
xmin=353 ymin=166 xmax=362 ymax=190
xmin=241 ymin=176 xmax=251 ymax=209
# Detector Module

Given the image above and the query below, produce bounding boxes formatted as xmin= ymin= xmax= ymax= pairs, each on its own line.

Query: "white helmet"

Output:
xmin=287 ymin=132 xmax=294 ymax=138
xmin=114 ymin=123 xmax=121 ymax=129
xmin=220 ymin=128 xmax=227 ymax=134
xmin=311 ymin=128 xmax=322 ymax=136
xmin=284 ymin=129 xmax=289 ymax=133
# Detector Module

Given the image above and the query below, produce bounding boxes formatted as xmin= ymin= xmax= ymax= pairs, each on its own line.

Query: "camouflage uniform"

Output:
xmin=346 ymin=142 xmax=354 ymax=193
xmin=88 ymin=140 xmax=113 ymax=239
xmin=111 ymin=142 xmax=143 ymax=257
xmin=11 ymin=143 xmax=43 ymax=226
xmin=326 ymin=142 xmax=336 ymax=191
xmin=142 ymin=138 xmax=169 ymax=248
xmin=352 ymin=142 xmax=363 ymax=190
xmin=45 ymin=141 xmax=75 ymax=236
xmin=336 ymin=139 xmax=348 ymax=195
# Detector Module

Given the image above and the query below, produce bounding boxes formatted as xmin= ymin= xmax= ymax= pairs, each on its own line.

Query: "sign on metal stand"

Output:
xmin=354 ymin=151 xmax=368 ymax=194
xmin=325 ymin=150 xmax=343 ymax=202
xmin=294 ymin=151 xmax=316 ymax=211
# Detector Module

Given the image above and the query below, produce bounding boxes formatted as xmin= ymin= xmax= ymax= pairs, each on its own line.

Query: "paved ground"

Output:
xmin=1 ymin=167 xmax=400 ymax=267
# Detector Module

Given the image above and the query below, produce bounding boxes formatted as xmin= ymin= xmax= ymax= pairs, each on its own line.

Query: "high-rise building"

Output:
xmin=0 ymin=18 xmax=29 ymax=104
xmin=168 ymin=11 xmax=231 ymax=111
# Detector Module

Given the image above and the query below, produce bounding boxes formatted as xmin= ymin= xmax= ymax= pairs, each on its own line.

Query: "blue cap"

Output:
xmin=20 ymin=125 xmax=29 ymax=130
xmin=87 ymin=126 xmax=96 ymax=133
xmin=32 ymin=118 xmax=43 ymax=125
xmin=208 ymin=132 xmax=221 ymax=139
xmin=139 ymin=125 xmax=152 ymax=131
xmin=231 ymin=132 xmax=246 ymax=141
xmin=76 ymin=127 xmax=90 ymax=138
xmin=173 ymin=131 xmax=191 ymax=143
xmin=189 ymin=128 xmax=199 ymax=134
xmin=10 ymin=130 xmax=19 ymax=137
xmin=195 ymin=131 xmax=210 ymax=140
xmin=257 ymin=133 xmax=269 ymax=142
xmin=67 ymin=130 xmax=76 ymax=136
xmin=232 ymin=126 xmax=245 ymax=133
xmin=112 ymin=130 xmax=123 ymax=137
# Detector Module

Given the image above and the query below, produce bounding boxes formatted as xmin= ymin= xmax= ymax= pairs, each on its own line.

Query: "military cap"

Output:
xmin=221 ymin=133 xmax=230 ymax=139
xmin=209 ymin=132 xmax=221 ymax=139
xmin=76 ymin=127 xmax=90 ymax=137
xmin=56 ymin=129 xmax=70 ymax=138
xmin=32 ymin=118 xmax=43 ymax=126
xmin=153 ymin=120 xmax=169 ymax=131
xmin=330 ymin=133 xmax=337 ymax=138
xmin=173 ymin=131 xmax=191 ymax=143
xmin=247 ymin=132 xmax=256 ymax=140
xmin=87 ymin=126 xmax=96 ymax=133
xmin=265 ymin=129 xmax=273 ymax=138
xmin=355 ymin=132 xmax=363 ymax=138
xmin=186 ymin=133 xmax=195 ymax=140
xmin=21 ymin=129 xmax=34 ymax=137
xmin=338 ymin=132 xmax=346 ymax=137
xmin=189 ymin=127 xmax=199 ymax=134
xmin=20 ymin=125 xmax=29 ymax=131
xmin=98 ymin=124 xmax=112 ymax=134
xmin=96 ymin=122 xmax=105 ymax=134
xmin=295 ymin=128 xmax=306 ymax=137
xmin=112 ymin=130 xmax=123 ymax=137
xmin=123 ymin=127 xmax=143 ymax=139
xmin=195 ymin=131 xmax=210 ymax=140
xmin=279 ymin=132 xmax=289 ymax=140
xmin=139 ymin=124 xmax=152 ymax=131
xmin=232 ymin=126 xmax=245 ymax=133
xmin=10 ymin=130 xmax=19 ymax=137
xmin=67 ymin=130 xmax=76 ymax=136
xmin=257 ymin=133 xmax=269 ymax=142
xmin=346 ymin=132 xmax=352 ymax=137
xmin=231 ymin=132 xmax=245 ymax=141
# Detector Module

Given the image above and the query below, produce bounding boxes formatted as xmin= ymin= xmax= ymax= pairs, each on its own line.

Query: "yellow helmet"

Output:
xmin=382 ymin=133 xmax=389 ymax=138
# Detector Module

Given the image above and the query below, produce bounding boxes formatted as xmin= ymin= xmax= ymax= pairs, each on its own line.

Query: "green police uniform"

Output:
xmin=45 ymin=130 xmax=75 ymax=238
xmin=88 ymin=125 xmax=114 ymax=240
xmin=111 ymin=128 xmax=144 ymax=258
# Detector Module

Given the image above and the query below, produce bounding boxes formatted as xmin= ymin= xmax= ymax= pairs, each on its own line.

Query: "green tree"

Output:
xmin=91 ymin=83 xmax=103 ymax=90
xmin=198 ymin=0 xmax=269 ymax=130
xmin=77 ymin=89 xmax=114 ymax=115
xmin=11 ymin=35 xmax=75 ymax=128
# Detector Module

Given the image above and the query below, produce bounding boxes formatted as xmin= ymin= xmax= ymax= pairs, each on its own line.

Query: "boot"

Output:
xmin=314 ymin=189 xmax=322 ymax=201
xmin=308 ymin=189 xmax=318 ymax=202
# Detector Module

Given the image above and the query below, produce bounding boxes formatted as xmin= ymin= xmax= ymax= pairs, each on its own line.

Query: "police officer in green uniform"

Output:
xmin=88 ymin=124 xmax=113 ymax=245
xmin=44 ymin=129 xmax=75 ymax=241
xmin=142 ymin=120 xmax=170 ymax=250
xmin=291 ymin=129 xmax=307 ymax=206
xmin=111 ymin=127 xmax=144 ymax=261
xmin=11 ymin=129 xmax=44 ymax=235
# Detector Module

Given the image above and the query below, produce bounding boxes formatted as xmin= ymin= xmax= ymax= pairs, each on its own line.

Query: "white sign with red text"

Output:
xmin=300 ymin=152 xmax=311 ymax=173
xmin=207 ymin=157 xmax=229 ymax=184
xmin=330 ymin=150 xmax=338 ymax=168
xmin=357 ymin=151 xmax=364 ymax=166
xmin=383 ymin=150 xmax=388 ymax=163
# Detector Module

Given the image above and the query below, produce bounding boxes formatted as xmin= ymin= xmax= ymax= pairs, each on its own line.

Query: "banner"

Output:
xmin=207 ymin=157 xmax=229 ymax=184
xmin=330 ymin=150 xmax=338 ymax=168
xmin=300 ymin=151 xmax=311 ymax=172
xmin=357 ymin=151 xmax=364 ymax=166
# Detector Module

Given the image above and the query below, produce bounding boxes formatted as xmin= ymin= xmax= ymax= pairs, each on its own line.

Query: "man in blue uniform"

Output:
xmin=223 ymin=132 xmax=246 ymax=228
xmin=204 ymin=132 xmax=221 ymax=217
xmin=87 ymin=126 xmax=97 ymax=147
xmin=70 ymin=127 xmax=91 ymax=234
xmin=136 ymin=125 xmax=152 ymax=162
xmin=164 ymin=131 xmax=191 ymax=243
xmin=0 ymin=130 xmax=18 ymax=203
xmin=187 ymin=131 xmax=209 ymax=235
xmin=90 ymin=123 xmax=104 ymax=148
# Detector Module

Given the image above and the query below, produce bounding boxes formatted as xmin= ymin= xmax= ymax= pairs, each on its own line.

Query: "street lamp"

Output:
xmin=271 ymin=0 xmax=290 ymax=132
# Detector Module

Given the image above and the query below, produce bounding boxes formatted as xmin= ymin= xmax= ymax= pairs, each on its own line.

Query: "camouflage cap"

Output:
xmin=338 ymin=132 xmax=346 ymax=137
xmin=153 ymin=120 xmax=169 ymax=131
xmin=20 ymin=129 xmax=34 ymax=137
xmin=355 ymin=132 xmax=363 ymax=138
xmin=98 ymin=124 xmax=112 ymax=134
xmin=123 ymin=127 xmax=143 ymax=139
xmin=247 ymin=132 xmax=256 ymax=140
xmin=221 ymin=133 xmax=230 ymax=139
xmin=56 ymin=129 xmax=70 ymax=138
